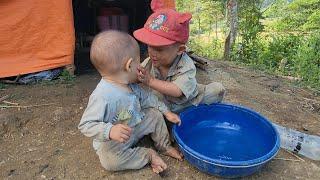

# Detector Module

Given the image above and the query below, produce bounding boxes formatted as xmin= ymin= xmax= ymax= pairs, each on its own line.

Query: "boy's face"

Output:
xmin=148 ymin=43 xmax=184 ymax=68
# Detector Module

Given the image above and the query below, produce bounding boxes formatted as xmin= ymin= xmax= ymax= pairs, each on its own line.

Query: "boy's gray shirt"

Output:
xmin=78 ymin=79 xmax=169 ymax=150
xmin=150 ymin=53 xmax=203 ymax=111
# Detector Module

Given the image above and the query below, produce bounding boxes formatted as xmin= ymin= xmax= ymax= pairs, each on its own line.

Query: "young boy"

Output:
xmin=78 ymin=30 xmax=182 ymax=174
xmin=134 ymin=8 xmax=226 ymax=113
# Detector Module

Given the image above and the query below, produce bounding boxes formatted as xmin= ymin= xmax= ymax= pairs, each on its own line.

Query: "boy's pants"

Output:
xmin=171 ymin=82 xmax=226 ymax=113
xmin=96 ymin=108 xmax=170 ymax=171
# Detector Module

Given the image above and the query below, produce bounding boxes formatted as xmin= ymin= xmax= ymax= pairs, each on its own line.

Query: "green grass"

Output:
xmin=58 ymin=70 xmax=76 ymax=83
xmin=40 ymin=69 xmax=76 ymax=86
xmin=0 ymin=82 xmax=7 ymax=90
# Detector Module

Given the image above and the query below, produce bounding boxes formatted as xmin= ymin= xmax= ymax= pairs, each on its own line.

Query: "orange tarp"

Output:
xmin=0 ymin=0 xmax=75 ymax=78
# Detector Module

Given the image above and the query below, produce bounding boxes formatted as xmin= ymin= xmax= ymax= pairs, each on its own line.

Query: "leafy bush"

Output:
xmin=188 ymin=37 xmax=223 ymax=59
xmin=260 ymin=34 xmax=301 ymax=75
xmin=265 ymin=0 xmax=320 ymax=31
xmin=293 ymin=31 xmax=320 ymax=88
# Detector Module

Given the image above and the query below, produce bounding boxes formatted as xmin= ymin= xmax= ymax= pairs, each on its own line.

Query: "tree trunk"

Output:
xmin=208 ymin=20 xmax=212 ymax=39
xmin=229 ymin=0 xmax=238 ymax=46
xmin=215 ymin=16 xmax=218 ymax=40
xmin=198 ymin=17 xmax=201 ymax=38
xmin=224 ymin=0 xmax=238 ymax=60
xmin=224 ymin=33 xmax=231 ymax=60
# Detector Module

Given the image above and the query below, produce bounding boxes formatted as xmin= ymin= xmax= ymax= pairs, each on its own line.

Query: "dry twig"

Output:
xmin=0 ymin=103 xmax=55 ymax=109
xmin=284 ymin=149 xmax=305 ymax=162
xmin=273 ymin=157 xmax=301 ymax=162
xmin=2 ymin=100 xmax=19 ymax=105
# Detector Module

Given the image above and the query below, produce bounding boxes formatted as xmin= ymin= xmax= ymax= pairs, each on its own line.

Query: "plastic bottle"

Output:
xmin=272 ymin=123 xmax=320 ymax=161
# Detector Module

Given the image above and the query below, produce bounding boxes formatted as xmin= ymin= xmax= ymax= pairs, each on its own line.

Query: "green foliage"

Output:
xmin=176 ymin=0 xmax=226 ymax=59
xmin=59 ymin=70 xmax=76 ymax=81
xmin=302 ymin=10 xmax=320 ymax=30
xmin=264 ymin=0 xmax=288 ymax=18
xmin=265 ymin=0 xmax=320 ymax=31
xmin=189 ymin=37 xmax=223 ymax=59
xmin=177 ymin=0 xmax=319 ymax=89
xmin=40 ymin=70 xmax=75 ymax=86
xmin=231 ymin=0 xmax=264 ymax=64
xmin=293 ymin=32 xmax=320 ymax=88
xmin=231 ymin=0 xmax=319 ymax=89
xmin=260 ymin=34 xmax=301 ymax=74
xmin=248 ymin=33 xmax=319 ymax=89
xmin=0 ymin=82 xmax=6 ymax=90
xmin=58 ymin=69 xmax=76 ymax=83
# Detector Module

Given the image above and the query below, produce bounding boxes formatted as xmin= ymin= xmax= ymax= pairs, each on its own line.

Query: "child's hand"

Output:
xmin=137 ymin=66 xmax=153 ymax=85
xmin=109 ymin=124 xmax=132 ymax=143
xmin=164 ymin=111 xmax=181 ymax=126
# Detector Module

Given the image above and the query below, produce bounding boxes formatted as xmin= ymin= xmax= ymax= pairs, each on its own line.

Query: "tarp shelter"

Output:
xmin=0 ymin=0 xmax=175 ymax=78
xmin=0 ymin=0 xmax=75 ymax=78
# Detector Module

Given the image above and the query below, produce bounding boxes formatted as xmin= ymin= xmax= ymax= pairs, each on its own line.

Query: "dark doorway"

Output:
xmin=72 ymin=0 xmax=151 ymax=74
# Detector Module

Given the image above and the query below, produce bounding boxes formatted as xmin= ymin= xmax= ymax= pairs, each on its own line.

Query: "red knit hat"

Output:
xmin=133 ymin=8 xmax=192 ymax=46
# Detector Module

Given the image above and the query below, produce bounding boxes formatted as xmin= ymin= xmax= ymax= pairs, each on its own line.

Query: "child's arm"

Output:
xmin=138 ymin=66 xmax=182 ymax=97
xmin=134 ymin=84 xmax=181 ymax=125
xmin=150 ymin=78 xmax=183 ymax=97
xmin=78 ymin=95 xmax=131 ymax=143
xmin=137 ymin=66 xmax=197 ymax=100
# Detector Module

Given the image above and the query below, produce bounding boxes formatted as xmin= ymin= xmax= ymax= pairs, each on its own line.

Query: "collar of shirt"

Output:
xmin=100 ymin=79 xmax=137 ymax=95
xmin=154 ymin=53 xmax=184 ymax=80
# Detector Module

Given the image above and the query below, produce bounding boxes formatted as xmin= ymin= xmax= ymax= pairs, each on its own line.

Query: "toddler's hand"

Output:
xmin=137 ymin=66 xmax=153 ymax=85
xmin=164 ymin=111 xmax=181 ymax=126
xmin=109 ymin=124 xmax=132 ymax=143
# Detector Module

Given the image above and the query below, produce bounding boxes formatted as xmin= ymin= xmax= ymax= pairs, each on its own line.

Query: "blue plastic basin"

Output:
xmin=173 ymin=103 xmax=280 ymax=178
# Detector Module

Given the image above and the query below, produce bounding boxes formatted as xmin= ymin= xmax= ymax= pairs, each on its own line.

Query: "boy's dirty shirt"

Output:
xmin=145 ymin=53 xmax=205 ymax=112
xmin=79 ymin=79 xmax=169 ymax=150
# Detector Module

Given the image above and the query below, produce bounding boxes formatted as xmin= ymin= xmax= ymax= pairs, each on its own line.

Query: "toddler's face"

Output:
xmin=148 ymin=44 xmax=180 ymax=68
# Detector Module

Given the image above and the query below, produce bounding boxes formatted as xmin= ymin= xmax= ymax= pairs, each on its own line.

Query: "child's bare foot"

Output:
xmin=149 ymin=149 xmax=167 ymax=174
xmin=163 ymin=147 xmax=184 ymax=161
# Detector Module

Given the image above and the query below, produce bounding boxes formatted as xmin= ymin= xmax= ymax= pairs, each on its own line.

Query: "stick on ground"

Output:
xmin=284 ymin=149 xmax=305 ymax=162
xmin=273 ymin=157 xmax=301 ymax=162
xmin=0 ymin=103 xmax=55 ymax=109
xmin=2 ymin=100 xmax=19 ymax=105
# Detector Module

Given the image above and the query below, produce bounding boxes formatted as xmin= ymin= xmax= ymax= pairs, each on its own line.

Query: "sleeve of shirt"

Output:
xmin=78 ymin=94 xmax=113 ymax=141
xmin=135 ymin=85 xmax=169 ymax=114
xmin=171 ymin=67 xmax=197 ymax=99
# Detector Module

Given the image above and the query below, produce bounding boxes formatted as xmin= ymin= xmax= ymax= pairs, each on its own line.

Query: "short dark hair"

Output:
xmin=90 ymin=30 xmax=139 ymax=74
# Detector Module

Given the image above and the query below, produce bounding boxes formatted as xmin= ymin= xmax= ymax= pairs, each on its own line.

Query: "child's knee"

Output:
xmin=99 ymin=147 xmax=151 ymax=171
xmin=99 ymin=156 xmax=119 ymax=171
xmin=99 ymin=154 xmax=136 ymax=171
xmin=203 ymin=82 xmax=226 ymax=104
xmin=217 ymin=83 xmax=226 ymax=98
xmin=97 ymin=146 xmax=122 ymax=171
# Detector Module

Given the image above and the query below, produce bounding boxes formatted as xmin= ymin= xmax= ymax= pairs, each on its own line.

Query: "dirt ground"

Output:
xmin=1 ymin=60 xmax=320 ymax=180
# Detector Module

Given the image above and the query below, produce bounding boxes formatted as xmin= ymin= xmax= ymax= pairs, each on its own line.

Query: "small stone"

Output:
xmin=53 ymin=149 xmax=63 ymax=156
xmin=39 ymin=164 xmax=49 ymax=173
xmin=8 ymin=169 xmax=16 ymax=176
xmin=302 ymin=124 xmax=310 ymax=132
xmin=0 ymin=160 xmax=5 ymax=165
xmin=41 ymin=175 xmax=46 ymax=179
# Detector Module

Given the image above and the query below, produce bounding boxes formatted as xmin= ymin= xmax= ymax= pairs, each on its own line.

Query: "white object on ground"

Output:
xmin=273 ymin=123 xmax=320 ymax=161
